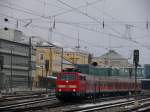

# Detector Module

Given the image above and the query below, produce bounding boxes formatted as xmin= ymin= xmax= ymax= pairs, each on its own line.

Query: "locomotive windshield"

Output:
xmin=60 ymin=74 xmax=76 ymax=80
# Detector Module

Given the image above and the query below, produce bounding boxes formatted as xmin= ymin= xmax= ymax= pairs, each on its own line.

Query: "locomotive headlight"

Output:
xmin=73 ymin=89 xmax=76 ymax=92
xmin=59 ymin=89 xmax=62 ymax=92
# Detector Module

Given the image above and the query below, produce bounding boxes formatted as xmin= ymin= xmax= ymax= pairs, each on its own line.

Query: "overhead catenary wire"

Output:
xmin=1 ymin=1 xmax=43 ymax=18
xmin=0 ymin=13 xmax=144 ymax=51
xmin=56 ymin=0 xmax=125 ymax=36
xmin=0 ymin=12 xmax=149 ymax=50
xmin=44 ymin=0 xmax=104 ymax=18
xmin=0 ymin=0 xmax=103 ymax=21
xmin=93 ymin=6 xmax=150 ymax=32
xmin=58 ymin=21 xmax=149 ymax=48
xmin=0 ymin=0 xmax=149 ymax=49
xmin=0 ymin=0 xmax=105 ymax=28
xmin=0 ymin=13 xmax=109 ymax=49
xmin=0 ymin=0 xmax=149 ymax=64
xmin=1 ymin=0 xmax=149 ymax=32
xmin=1 ymin=0 xmax=149 ymax=34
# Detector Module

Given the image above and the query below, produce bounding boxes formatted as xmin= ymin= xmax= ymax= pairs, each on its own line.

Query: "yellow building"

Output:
xmin=34 ymin=46 xmax=62 ymax=87
xmin=63 ymin=49 xmax=89 ymax=64
xmin=34 ymin=47 xmax=89 ymax=87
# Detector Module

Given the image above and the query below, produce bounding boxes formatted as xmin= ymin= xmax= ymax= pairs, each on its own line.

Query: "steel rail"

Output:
xmin=0 ymin=97 xmax=56 ymax=111
xmin=64 ymin=98 xmax=150 ymax=112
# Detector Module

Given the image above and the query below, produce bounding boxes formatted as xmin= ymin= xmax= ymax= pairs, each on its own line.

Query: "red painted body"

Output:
xmin=55 ymin=68 xmax=141 ymax=101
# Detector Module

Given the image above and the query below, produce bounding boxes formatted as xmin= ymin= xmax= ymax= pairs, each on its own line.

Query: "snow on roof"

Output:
xmin=99 ymin=50 xmax=126 ymax=59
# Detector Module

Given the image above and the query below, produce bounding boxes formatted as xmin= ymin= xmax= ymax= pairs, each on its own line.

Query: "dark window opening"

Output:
xmin=60 ymin=74 xmax=76 ymax=80
xmin=80 ymin=76 xmax=86 ymax=80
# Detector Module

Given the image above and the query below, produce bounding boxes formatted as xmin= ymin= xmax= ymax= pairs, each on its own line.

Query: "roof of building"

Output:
xmin=0 ymin=38 xmax=29 ymax=47
xmin=64 ymin=47 xmax=89 ymax=55
xmin=99 ymin=50 xmax=126 ymax=60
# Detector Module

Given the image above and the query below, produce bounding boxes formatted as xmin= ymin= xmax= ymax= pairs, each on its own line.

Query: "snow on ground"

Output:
xmin=79 ymin=98 xmax=133 ymax=108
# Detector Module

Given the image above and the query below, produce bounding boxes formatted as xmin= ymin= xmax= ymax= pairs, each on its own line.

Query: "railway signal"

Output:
xmin=133 ymin=49 xmax=139 ymax=67
xmin=45 ymin=60 xmax=49 ymax=92
xmin=45 ymin=60 xmax=49 ymax=74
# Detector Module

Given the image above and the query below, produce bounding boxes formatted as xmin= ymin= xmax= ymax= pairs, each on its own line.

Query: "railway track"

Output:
xmin=0 ymin=95 xmax=121 ymax=112
xmin=0 ymin=96 xmax=57 ymax=112
xmin=0 ymin=90 xmax=53 ymax=103
xmin=1 ymin=92 xmax=150 ymax=112
xmin=63 ymin=97 xmax=150 ymax=112
xmin=1 ymin=90 xmax=51 ymax=98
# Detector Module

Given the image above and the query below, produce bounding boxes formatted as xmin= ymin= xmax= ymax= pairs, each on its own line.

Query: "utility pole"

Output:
xmin=133 ymin=49 xmax=139 ymax=108
xmin=61 ymin=48 xmax=63 ymax=71
xmin=41 ymin=66 xmax=44 ymax=90
xmin=129 ymin=67 xmax=132 ymax=96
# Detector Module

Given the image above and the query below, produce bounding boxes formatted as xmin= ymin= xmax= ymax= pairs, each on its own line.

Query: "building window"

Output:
xmin=40 ymin=65 xmax=44 ymax=69
xmin=39 ymin=53 xmax=44 ymax=61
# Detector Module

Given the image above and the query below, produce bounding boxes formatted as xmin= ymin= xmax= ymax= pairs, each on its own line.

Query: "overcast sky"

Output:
xmin=0 ymin=0 xmax=150 ymax=65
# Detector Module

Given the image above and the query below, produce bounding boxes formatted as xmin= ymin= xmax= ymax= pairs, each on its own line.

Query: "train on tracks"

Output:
xmin=56 ymin=64 xmax=142 ymax=101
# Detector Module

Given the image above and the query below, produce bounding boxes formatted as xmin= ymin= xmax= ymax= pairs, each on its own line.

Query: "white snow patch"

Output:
xmin=79 ymin=98 xmax=133 ymax=108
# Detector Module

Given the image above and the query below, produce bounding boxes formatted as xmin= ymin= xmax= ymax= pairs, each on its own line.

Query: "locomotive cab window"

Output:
xmin=60 ymin=74 xmax=76 ymax=80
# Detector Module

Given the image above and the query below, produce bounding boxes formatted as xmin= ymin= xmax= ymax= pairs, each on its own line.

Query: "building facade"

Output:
xmin=63 ymin=49 xmax=89 ymax=65
xmin=35 ymin=47 xmax=91 ymax=87
xmin=92 ymin=50 xmax=129 ymax=67
xmin=0 ymin=28 xmax=24 ymax=42
xmin=0 ymin=39 xmax=35 ymax=90
xmin=34 ymin=46 xmax=63 ymax=87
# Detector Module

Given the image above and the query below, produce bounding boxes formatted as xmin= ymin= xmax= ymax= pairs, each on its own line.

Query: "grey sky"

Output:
xmin=0 ymin=0 xmax=150 ymax=65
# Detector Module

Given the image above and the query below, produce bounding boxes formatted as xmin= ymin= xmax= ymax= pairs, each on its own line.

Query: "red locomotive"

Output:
xmin=56 ymin=65 xmax=141 ymax=101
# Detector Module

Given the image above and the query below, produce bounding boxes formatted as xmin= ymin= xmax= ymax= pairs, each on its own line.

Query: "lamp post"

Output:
xmin=61 ymin=48 xmax=63 ymax=71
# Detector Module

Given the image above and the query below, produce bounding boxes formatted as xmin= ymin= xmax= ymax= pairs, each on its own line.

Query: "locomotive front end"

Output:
xmin=56 ymin=72 xmax=79 ymax=100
